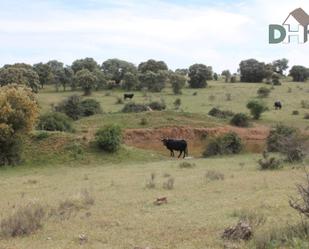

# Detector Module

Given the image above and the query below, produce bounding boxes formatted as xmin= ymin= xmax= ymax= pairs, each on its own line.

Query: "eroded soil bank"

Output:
xmin=123 ymin=126 xmax=270 ymax=157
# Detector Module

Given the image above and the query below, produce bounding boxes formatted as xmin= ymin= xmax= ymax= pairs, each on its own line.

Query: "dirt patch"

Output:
xmin=123 ymin=125 xmax=270 ymax=157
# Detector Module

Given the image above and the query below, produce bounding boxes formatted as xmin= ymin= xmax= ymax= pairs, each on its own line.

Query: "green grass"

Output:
xmin=38 ymin=81 xmax=309 ymax=130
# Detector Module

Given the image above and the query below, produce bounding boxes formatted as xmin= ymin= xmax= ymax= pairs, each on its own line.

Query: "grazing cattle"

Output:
xmin=274 ymin=101 xmax=282 ymax=110
xmin=161 ymin=138 xmax=188 ymax=158
xmin=124 ymin=93 xmax=134 ymax=100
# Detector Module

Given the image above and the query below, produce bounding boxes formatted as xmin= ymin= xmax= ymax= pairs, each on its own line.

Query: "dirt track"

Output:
xmin=123 ymin=125 xmax=270 ymax=157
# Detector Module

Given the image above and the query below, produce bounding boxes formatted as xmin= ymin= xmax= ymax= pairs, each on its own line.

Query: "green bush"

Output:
xmin=95 ymin=125 xmax=122 ymax=153
xmin=258 ymin=151 xmax=282 ymax=170
xmin=230 ymin=113 xmax=250 ymax=127
xmin=148 ymin=101 xmax=166 ymax=111
xmin=174 ymin=98 xmax=182 ymax=109
xmin=37 ymin=112 xmax=73 ymax=132
xmin=267 ymin=124 xmax=297 ymax=152
xmin=122 ymin=103 xmax=148 ymax=113
xmin=55 ymin=95 xmax=102 ymax=120
xmin=208 ymin=107 xmax=234 ymax=119
xmin=80 ymin=99 xmax=102 ymax=116
xmin=55 ymin=95 xmax=83 ymax=120
xmin=257 ymin=87 xmax=271 ymax=98
xmin=203 ymin=132 xmax=243 ymax=157
xmin=0 ymin=135 xmax=23 ymax=166
xmin=246 ymin=100 xmax=267 ymax=119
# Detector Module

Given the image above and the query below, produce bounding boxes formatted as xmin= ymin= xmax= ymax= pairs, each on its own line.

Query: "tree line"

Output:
xmin=0 ymin=58 xmax=308 ymax=95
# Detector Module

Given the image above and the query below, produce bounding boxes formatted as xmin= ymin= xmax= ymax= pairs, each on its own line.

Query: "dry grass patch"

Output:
xmin=53 ymin=189 xmax=95 ymax=220
xmin=0 ymin=202 xmax=46 ymax=237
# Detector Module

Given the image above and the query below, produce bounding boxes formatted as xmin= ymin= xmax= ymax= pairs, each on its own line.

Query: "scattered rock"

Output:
xmin=222 ymin=221 xmax=252 ymax=241
xmin=79 ymin=233 xmax=88 ymax=245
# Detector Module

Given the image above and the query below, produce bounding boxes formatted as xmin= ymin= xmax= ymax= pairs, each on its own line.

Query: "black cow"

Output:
xmin=161 ymin=138 xmax=188 ymax=158
xmin=124 ymin=93 xmax=134 ymax=100
xmin=274 ymin=101 xmax=282 ymax=110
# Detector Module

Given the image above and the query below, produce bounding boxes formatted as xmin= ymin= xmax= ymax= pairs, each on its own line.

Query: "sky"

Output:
xmin=0 ymin=0 xmax=308 ymax=72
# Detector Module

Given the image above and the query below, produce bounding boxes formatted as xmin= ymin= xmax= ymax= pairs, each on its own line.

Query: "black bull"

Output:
xmin=124 ymin=93 xmax=134 ymax=100
xmin=274 ymin=101 xmax=282 ymax=110
xmin=161 ymin=139 xmax=188 ymax=158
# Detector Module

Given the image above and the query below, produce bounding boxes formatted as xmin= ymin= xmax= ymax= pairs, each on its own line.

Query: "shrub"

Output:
xmin=55 ymin=189 xmax=94 ymax=220
xmin=205 ymin=170 xmax=224 ymax=181
xmin=170 ymin=73 xmax=186 ymax=95
xmin=246 ymin=100 xmax=267 ymax=119
xmin=34 ymin=131 xmax=49 ymax=140
xmin=163 ymin=177 xmax=174 ymax=190
xmin=230 ymin=75 xmax=237 ymax=83
xmin=122 ymin=103 xmax=148 ymax=113
xmin=272 ymin=73 xmax=281 ymax=85
xmin=292 ymin=110 xmax=299 ymax=115
xmin=95 ymin=125 xmax=122 ymax=153
xmin=258 ymin=151 xmax=282 ymax=170
xmin=208 ymin=107 xmax=234 ymax=119
xmin=267 ymin=124 xmax=297 ymax=152
xmin=115 ymin=97 xmax=124 ymax=104
xmin=145 ymin=173 xmax=156 ymax=189
xmin=179 ymin=161 xmax=195 ymax=168
xmin=231 ymin=209 xmax=266 ymax=228
xmin=203 ymin=132 xmax=243 ymax=157
xmin=55 ymin=96 xmax=102 ymax=120
xmin=230 ymin=113 xmax=250 ymax=127
xmin=37 ymin=112 xmax=73 ymax=132
xmin=55 ymin=95 xmax=83 ymax=120
xmin=174 ymin=98 xmax=181 ymax=109
xmin=257 ymin=87 xmax=271 ymax=98
xmin=148 ymin=101 xmax=166 ymax=111
xmin=304 ymin=113 xmax=309 ymax=119
xmin=0 ymin=85 xmax=39 ymax=166
xmin=277 ymin=134 xmax=306 ymax=162
xmin=0 ymin=202 xmax=45 ymax=237
xmin=301 ymin=100 xmax=309 ymax=109
xmin=80 ymin=99 xmax=102 ymax=116
xmin=140 ymin=117 xmax=148 ymax=126
xmin=0 ymin=135 xmax=23 ymax=166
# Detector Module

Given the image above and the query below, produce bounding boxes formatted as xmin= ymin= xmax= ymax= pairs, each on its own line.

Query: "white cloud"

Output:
xmin=0 ymin=0 xmax=308 ymax=72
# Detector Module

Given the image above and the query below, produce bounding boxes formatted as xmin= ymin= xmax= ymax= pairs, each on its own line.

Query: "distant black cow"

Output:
xmin=161 ymin=138 xmax=188 ymax=158
xmin=274 ymin=101 xmax=282 ymax=110
xmin=124 ymin=93 xmax=134 ymax=100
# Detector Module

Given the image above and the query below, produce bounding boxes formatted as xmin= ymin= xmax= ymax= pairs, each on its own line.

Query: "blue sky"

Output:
xmin=0 ymin=0 xmax=308 ymax=72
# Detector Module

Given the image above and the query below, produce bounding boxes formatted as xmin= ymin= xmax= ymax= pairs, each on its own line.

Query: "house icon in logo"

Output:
xmin=269 ymin=8 xmax=309 ymax=44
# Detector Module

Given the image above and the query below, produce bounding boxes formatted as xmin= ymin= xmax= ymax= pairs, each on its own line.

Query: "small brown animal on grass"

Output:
xmin=154 ymin=197 xmax=167 ymax=206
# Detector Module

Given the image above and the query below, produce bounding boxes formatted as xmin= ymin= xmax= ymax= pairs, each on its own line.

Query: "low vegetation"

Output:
xmin=208 ymin=107 xmax=234 ymax=119
xmin=37 ymin=112 xmax=73 ymax=132
xmin=0 ymin=202 xmax=46 ymax=237
xmin=230 ymin=113 xmax=250 ymax=127
xmin=95 ymin=125 xmax=122 ymax=153
xmin=203 ymin=132 xmax=243 ymax=157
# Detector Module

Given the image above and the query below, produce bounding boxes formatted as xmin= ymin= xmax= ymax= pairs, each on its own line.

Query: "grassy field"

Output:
xmin=1 ymin=80 xmax=309 ymax=249
xmin=0 ymin=155 xmax=307 ymax=249
xmin=37 ymin=80 xmax=309 ymax=130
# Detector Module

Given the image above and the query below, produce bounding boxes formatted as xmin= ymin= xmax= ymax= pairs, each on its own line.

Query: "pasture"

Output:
xmin=37 ymin=80 xmax=309 ymax=130
xmin=0 ymin=155 xmax=306 ymax=249
xmin=1 ymin=79 xmax=309 ymax=249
